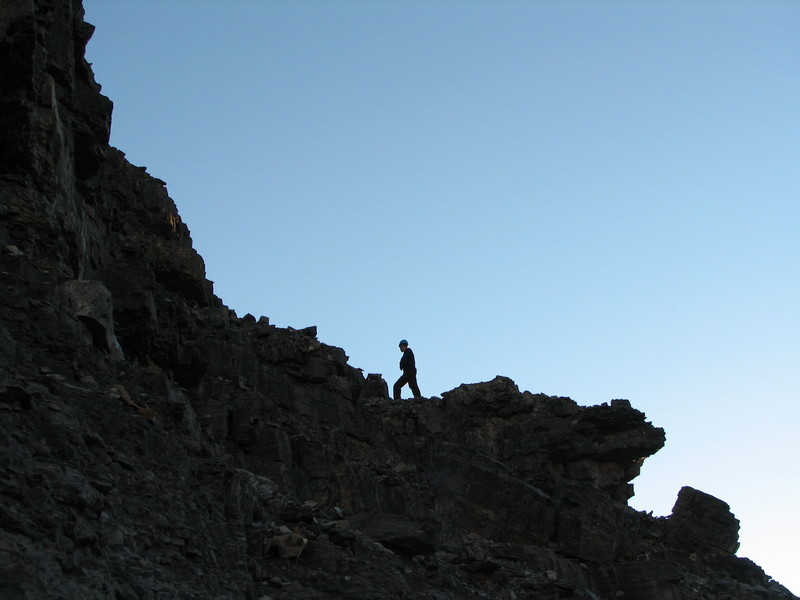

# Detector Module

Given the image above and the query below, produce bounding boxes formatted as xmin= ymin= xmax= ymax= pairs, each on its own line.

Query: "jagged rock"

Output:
xmin=668 ymin=486 xmax=741 ymax=553
xmin=270 ymin=530 xmax=308 ymax=559
xmin=363 ymin=372 xmax=389 ymax=398
xmin=60 ymin=279 xmax=123 ymax=359
xmin=0 ymin=2 xmax=795 ymax=599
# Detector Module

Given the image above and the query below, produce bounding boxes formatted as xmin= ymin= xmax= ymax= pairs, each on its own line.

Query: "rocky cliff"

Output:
xmin=0 ymin=2 xmax=795 ymax=599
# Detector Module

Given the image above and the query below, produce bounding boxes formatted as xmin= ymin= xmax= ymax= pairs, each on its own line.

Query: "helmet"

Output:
xmin=399 ymin=339 xmax=408 ymax=347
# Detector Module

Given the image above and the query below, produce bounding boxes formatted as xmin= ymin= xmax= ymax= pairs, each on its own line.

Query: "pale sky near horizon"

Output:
xmin=84 ymin=1 xmax=798 ymax=593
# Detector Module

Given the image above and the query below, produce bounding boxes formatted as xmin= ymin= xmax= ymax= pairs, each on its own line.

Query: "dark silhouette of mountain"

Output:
xmin=0 ymin=2 xmax=795 ymax=598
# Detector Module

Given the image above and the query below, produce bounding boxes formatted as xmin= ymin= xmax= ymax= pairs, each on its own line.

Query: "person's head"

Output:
xmin=399 ymin=339 xmax=408 ymax=351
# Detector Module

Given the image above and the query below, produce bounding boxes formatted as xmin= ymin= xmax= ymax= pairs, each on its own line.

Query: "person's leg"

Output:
xmin=408 ymin=372 xmax=421 ymax=398
xmin=393 ymin=373 xmax=408 ymax=400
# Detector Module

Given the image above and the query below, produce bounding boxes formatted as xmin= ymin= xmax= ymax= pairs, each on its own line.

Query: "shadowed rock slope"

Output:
xmin=0 ymin=2 xmax=795 ymax=599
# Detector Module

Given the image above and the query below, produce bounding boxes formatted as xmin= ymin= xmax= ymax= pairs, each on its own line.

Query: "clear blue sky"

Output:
xmin=84 ymin=1 xmax=799 ymax=592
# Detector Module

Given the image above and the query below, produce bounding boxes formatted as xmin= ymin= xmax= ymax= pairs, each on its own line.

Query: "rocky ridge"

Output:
xmin=0 ymin=2 xmax=795 ymax=599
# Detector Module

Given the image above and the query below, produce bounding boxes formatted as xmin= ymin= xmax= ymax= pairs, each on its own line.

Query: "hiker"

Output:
xmin=393 ymin=339 xmax=421 ymax=400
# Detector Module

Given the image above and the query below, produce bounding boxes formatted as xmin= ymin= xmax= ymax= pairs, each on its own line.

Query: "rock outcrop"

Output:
xmin=0 ymin=2 xmax=795 ymax=599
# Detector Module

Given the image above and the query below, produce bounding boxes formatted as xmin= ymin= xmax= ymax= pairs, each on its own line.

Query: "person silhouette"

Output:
xmin=393 ymin=339 xmax=421 ymax=400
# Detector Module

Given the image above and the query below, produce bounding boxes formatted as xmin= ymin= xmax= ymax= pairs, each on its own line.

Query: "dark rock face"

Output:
xmin=0 ymin=2 xmax=795 ymax=599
